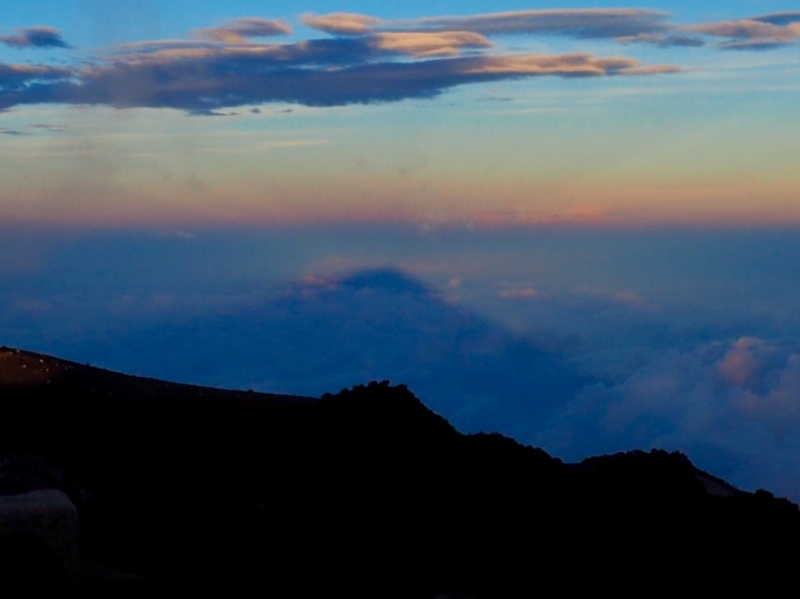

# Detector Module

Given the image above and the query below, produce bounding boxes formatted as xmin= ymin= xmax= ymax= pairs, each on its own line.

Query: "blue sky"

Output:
xmin=2 ymin=2 xmax=800 ymax=500
xmin=2 ymin=1 xmax=799 ymax=226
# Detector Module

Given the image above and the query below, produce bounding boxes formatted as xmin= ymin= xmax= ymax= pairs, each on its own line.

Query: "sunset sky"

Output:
xmin=2 ymin=1 xmax=799 ymax=227
xmin=3 ymin=2 xmax=800 ymax=500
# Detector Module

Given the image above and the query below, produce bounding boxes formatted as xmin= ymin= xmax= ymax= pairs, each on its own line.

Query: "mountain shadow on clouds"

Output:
xmin=88 ymin=267 xmax=587 ymax=440
xmin=337 ymin=268 xmax=432 ymax=293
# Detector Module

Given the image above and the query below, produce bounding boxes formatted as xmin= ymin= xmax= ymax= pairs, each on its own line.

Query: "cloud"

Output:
xmin=688 ymin=19 xmax=798 ymax=41
xmin=752 ymin=12 xmax=800 ymax=27
xmin=687 ymin=13 xmax=800 ymax=50
xmin=540 ymin=337 xmax=800 ymax=500
xmin=412 ymin=9 xmax=672 ymax=39
xmin=302 ymin=13 xmax=382 ymax=36
xmin=717 ymin=39 xmax=795 ymax=51
xmin=462 ymin=53 xmax=676 ymax=76
xmin=617 ymin=33 xmax=706 ymax=48
xmin=409 ymin=9 xmax=800 ymax=52
xmin=195 ymin=17 xmax=293 ymax=43
xmin=0 ymin=33 xmax=676 ymax=112
xmin=29 ymin=123 xmax=67 ymax=131
xmin=303 ymin=9 xmax=681 ymax=45
xmin=5 ymin=10 xmax=731 ymax=112
xmin=369 ymin=31 xmax=491 ymax=57
xmin=0 ymin=62 xmax=73 ymax=90
xmin=0 ymin=26 xmax=70 ymax=49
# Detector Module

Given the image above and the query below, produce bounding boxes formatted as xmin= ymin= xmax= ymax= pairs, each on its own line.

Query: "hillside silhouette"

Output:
xmin=1 ymin=345 xmax=798 ymax=597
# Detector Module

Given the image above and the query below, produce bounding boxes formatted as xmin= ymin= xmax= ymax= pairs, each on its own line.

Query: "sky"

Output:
xmin=2 ymin=2 xmax=800 ymax=500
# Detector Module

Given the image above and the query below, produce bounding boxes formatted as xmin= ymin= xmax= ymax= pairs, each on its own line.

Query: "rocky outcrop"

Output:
xmin=0 ymin=489 xmax=79 ymax=591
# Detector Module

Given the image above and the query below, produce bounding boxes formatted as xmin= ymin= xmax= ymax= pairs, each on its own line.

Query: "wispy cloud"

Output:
xmin=195 ymin=17 xmax=293 ymax=43
xmin=617 ymin=32 xmax=706 ymax=48
xmin=412 ymin=9 xmax=672 ymax=39
xmin=0 ymin=62 xmax=73 ymax=90
xmin=430 ymin=8 xmax=800 ymax=51
xmin=29 ymin=123 xmax=68 ymax=132
xmin=461 ymin=53 xmax=678 ymax=76
xmin=0 ymin=26 xmax=70 ymax=49
xmin=687 ymin=12 xmax=800 ymax=50
xmin=305 ymin=9 xmax=673 ymax=39
xmin=369 ymin=31 xmax=491 ymax=57
xmin=193 ymin=138 xmax=331 ymax=154
xmin=302 ymin=13 xmax=382 ymax=36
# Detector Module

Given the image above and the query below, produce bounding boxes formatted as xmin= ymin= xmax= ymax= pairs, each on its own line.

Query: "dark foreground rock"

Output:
xmin=1 ymin=346 xmax=798 ymax=597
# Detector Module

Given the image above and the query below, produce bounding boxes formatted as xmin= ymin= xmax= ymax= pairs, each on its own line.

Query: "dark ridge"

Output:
xmin=0 ymin=346 xmax=798 ymax=598
xmin=0 ymin=345 xmax=312 ymax=404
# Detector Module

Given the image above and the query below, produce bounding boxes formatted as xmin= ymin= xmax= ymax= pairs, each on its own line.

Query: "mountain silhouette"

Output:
xmin=79 ymin=268 xmax=587 ymax=441
xmin=1 ymin=346 xmax=798 ymax=597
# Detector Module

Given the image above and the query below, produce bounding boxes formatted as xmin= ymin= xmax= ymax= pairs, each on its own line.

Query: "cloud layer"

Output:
xmin=1 ymin=8 xmax=797 ymax=113
xmin=540 ymin=337 xmax=800 ymax=500
xmin=0 ymin=11 xmax=681 ymax=113
xmin=0 ymin=49 xmax=668 ymax=113
xmin=301 ymin=8 xmax=800 ymax=49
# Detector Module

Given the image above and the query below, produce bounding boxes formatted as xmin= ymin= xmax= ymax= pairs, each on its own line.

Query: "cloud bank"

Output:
xmin=0 ymin=9 xmax=685 ymax=113
xmin=541 ymin=337 xmax=800 ymax=500
xmin=1 ymin=8 xmax=797 ymax=114
xmin=0 ymin=37 xmax=674 ymax=113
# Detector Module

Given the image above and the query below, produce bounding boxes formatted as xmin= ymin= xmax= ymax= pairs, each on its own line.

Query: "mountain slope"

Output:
xmin=0 ymin=347 xmax=798 ymax=598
